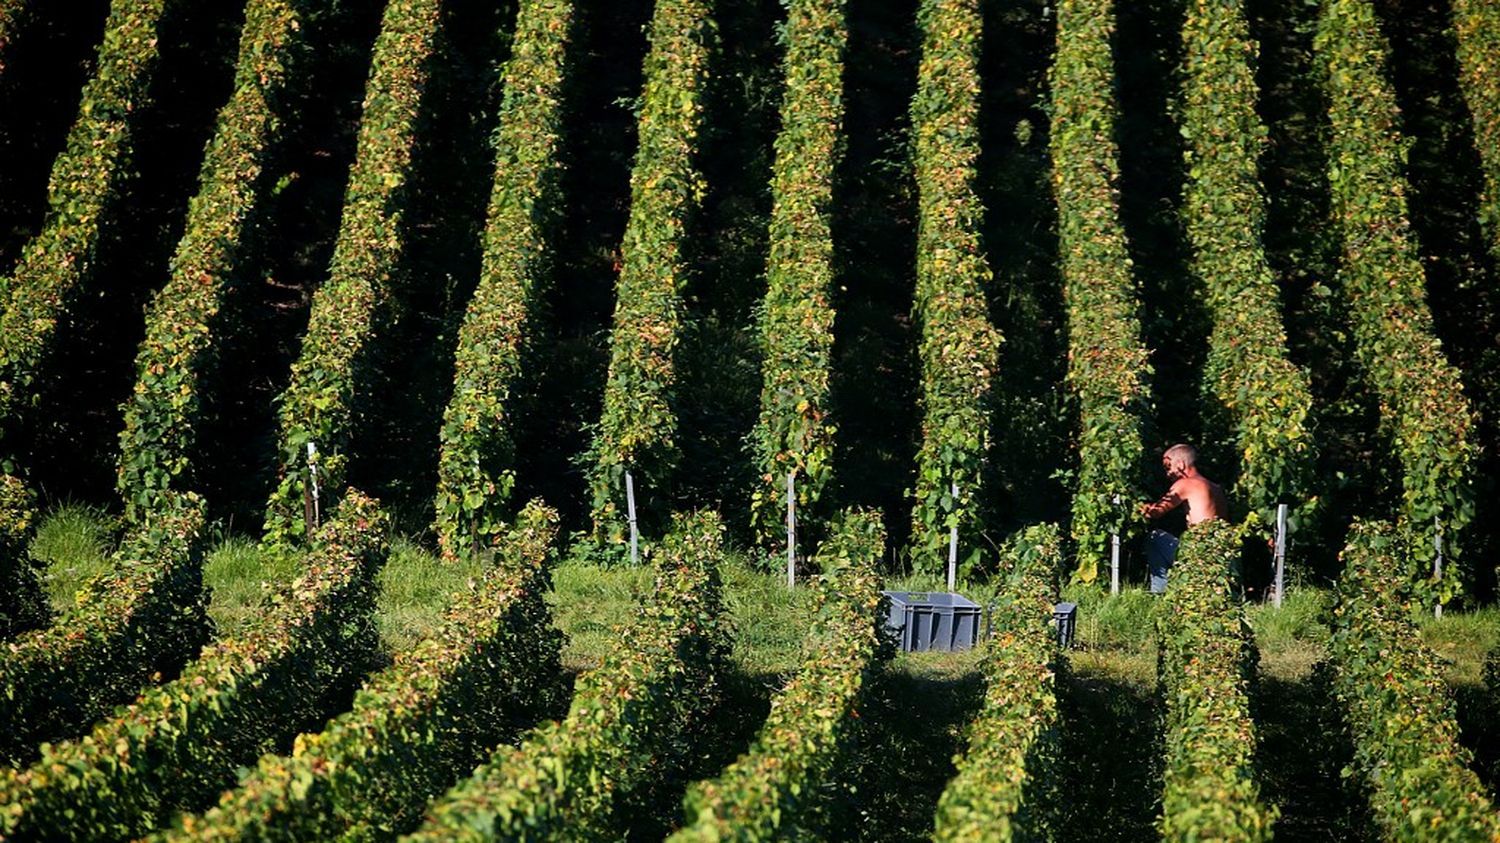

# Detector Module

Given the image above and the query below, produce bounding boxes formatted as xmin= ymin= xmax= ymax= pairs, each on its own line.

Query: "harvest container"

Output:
xmin=882 ymin=591 xmax=981 ymax=652
xmin=1052 ymin=601 xmax=1078 ymax=649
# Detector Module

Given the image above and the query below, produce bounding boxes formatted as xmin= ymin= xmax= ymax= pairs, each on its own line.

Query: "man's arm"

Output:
xmin=1140 ymin=481 xmax=1186 ymax=521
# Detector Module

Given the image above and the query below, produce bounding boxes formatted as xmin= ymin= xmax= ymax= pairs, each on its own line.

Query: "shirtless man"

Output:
xmin=1137 ymin=443 xmax=1227 ymax=593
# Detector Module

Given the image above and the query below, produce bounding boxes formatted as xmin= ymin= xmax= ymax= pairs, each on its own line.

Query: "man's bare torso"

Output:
xmin=1140 ymin=467 xmax=1227 ymax=525
xmin=1170 ymin=474 xmax=1227 ymax=525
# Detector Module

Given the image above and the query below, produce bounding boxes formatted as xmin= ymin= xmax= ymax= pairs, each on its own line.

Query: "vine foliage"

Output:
xmin=0 ymin=0 xmax=34 ymax=75
xmin=1452 ymin=0 xmax=1500 ymax=262
xmin=434 ymin=0 xmax=577 ymax=561
xmin=1047 ymin=0 xmax=1152 ymax=584
xmin=747 ymin=0 xmax=847 ymax=552
xmin=1315 ymin=0 xmax=1479 ymax=604
xmin=907 ymin=0 xmax=1003 ymax=571
xmin=163 ymin=501 xmax=565 ymax=840
xmin=0 ymin=492 xmax=389 ymax=841
xmin=0 ymin=473 xmax=46 ymax=638
xmin=585 ymin=0 xmax=713 ymax=556
xmin=0 ymin=492 xmax=206 ymax=768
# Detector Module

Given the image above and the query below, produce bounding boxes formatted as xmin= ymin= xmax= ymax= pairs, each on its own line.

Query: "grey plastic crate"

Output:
xmin=1052 ymin=601 xmax=1078 ymax=650
xmin=882 ymin=591 xmax=981 ymax=652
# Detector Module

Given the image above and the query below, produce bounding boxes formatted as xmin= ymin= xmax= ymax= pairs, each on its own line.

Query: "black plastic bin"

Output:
xmin=882 ymin=591 xmax=982 ymax=652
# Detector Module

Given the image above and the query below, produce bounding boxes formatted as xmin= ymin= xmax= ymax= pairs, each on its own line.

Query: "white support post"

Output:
xmin=470 ymin=451 xmax=482 ymax=556
xmin=786 ymin=472 xmax=796 ymax=589
xmin=947 ymin=482 xmax=959 ymax=592
xmin=306 ymin=441 xmax=321 ymax=531
xmin=1273 ymin=503 xmax=1288 ymax=609
xmin=1110 ymin=494 xmax=1121 ymax=596
xmin=625 ymin=470 xmax=639 ymax=567
xmin=1434 ymin=515 xmax=1444 ymax=619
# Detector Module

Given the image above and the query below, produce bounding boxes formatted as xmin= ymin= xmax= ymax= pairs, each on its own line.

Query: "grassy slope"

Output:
xmin=24 ymin=506 xmax=1500 ymax=838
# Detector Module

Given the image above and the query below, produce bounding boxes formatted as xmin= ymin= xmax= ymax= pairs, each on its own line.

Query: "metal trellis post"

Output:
xmin=1434 ymin=515 xmax=1444 ymax=619
xmin=307 ymin=441 xmax=321 ymax=532
xmin=625 ymin=470 xmax=639 ymax=567
xmin=1110 ymin=493 xmax=1121 ymax=596
xmin=947 ymin=482 xmax=959 ymax=592
xmin=1273 ymin=503 xmax=1288 ymax=609
xmin=787 ymin=471 xmax=797 ymax=589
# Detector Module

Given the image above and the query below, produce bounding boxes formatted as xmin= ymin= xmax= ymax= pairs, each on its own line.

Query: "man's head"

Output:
xmin=1162 ymin=443 xmax=1197 ymax=480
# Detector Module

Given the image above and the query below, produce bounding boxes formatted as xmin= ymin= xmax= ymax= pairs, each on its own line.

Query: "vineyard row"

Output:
xmin=261 ymin=0 xmax=443 ymax=549
xmin=162 ymin=501 xmax=564 ymax=840
xmin=1179 ymin=0 xmax=1314 ymax=530
xmin=116 ymin=0 xmax=313 ymax=519
xmin=1157 ymin=521 xmax=1275 ymax=840
xmin=1331 ymin=521 xmax=1500 ymax=838
xmin=0 ymin=493 xmax=207 ymax=768
xmin=1047 ymin=0 xmax=1151 ymax=584
xmin=672 ymin=510 xmax=884 ymax=840
xmin=906 ymin=0 xmax=1003 ymax=567
xmin=584 ymin=0 xmax=712 ymax=555
xmin=1317 ymin=0 xmax=1479 ymax=604
xmin=0 ymin=493 xmax=388 ymax=839
xmin=746 ymin=0 xmax=847 ymax=550
xmin=433 ymin=0 xmax=576 ymax=561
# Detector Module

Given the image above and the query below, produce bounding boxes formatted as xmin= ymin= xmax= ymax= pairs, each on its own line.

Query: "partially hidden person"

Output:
xmin=1138 ymin=443 xmax=1227 ymax=594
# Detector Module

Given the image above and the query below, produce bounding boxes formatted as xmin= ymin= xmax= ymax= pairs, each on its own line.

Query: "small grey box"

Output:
xmin=1052 ymin=601 xmax=1078 ymax=650
xmin=882 ymin=591 xmax=982 ymax=652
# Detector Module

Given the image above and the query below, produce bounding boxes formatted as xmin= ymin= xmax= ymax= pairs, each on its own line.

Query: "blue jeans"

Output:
xmin=1146 ymin=530 xmax=1179 ymax=594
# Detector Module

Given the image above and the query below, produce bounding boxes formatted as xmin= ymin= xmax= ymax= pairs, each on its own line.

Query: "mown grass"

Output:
xmin=27 ymin=506 xmax=1500 ymax=686
xmin=548 ymin=559 xmax=657 ymax=672
xmin=30 ymin=503 xmax=116 ymax=611
xmin=1248 ymin=585 xmax=1329 ymax=679
xmin=374 ymin=537 xmax=487 ymax=653
xmin=201 ymin=536 xmax=298 ymax=635
xmin=1422 ymin=605 xmax=1500 ymax=686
